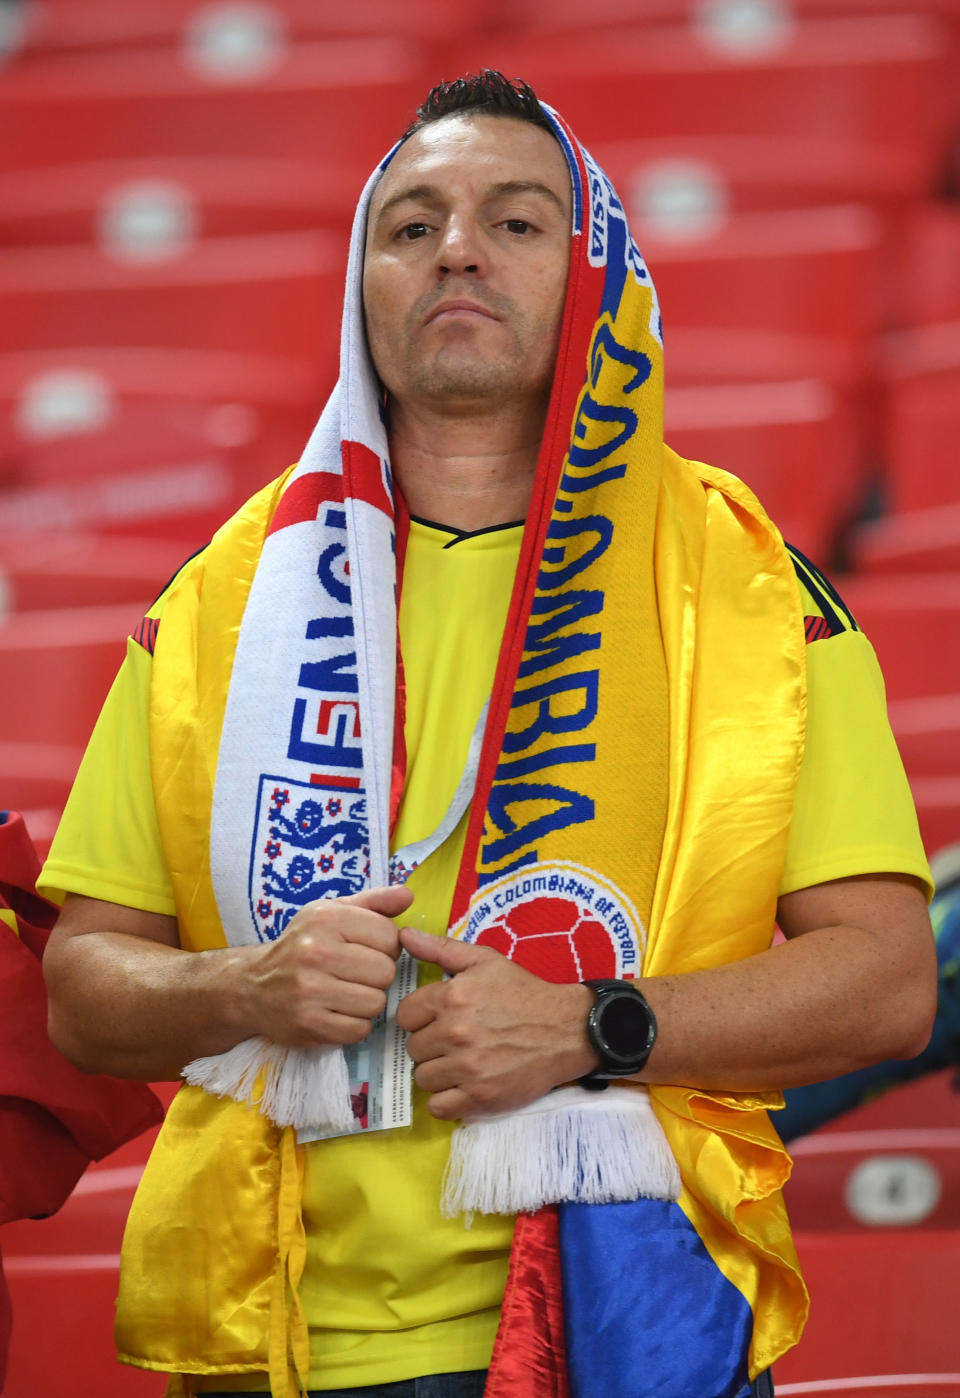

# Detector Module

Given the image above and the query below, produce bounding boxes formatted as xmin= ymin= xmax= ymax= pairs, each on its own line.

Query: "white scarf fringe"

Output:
xmin=441 ymin=1085 xmax=682 ymax=1217
xmin=183 ymin=1036 xmax=356 ymax=1134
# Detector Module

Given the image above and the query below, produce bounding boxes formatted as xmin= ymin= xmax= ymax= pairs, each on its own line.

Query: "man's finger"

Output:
xmin=334 ymin=885 xmax=414 ymax=917
xmin=396 ymin=980 xmax=444 ymax=1034
xmin=399 ymin=926 xmax=491 ymax=974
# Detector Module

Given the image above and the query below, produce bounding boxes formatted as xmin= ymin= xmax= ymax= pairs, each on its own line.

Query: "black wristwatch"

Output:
xmin=578 ymin=979 xmax=658 ymax=1091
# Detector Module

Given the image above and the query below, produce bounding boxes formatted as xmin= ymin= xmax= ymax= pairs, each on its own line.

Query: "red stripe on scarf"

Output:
xmin=342 ymin=440 xmax=393 ymax=518
xmin=267 ymin=471 xmax=345 ymax=535
xmin=390 ymin=492 xmax=411 ymax=838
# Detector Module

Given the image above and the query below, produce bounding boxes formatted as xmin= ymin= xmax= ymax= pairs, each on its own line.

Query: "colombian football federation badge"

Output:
xmin=451 ymin=862 xmax=644 ymax=981
xmin=248 ymin=774 xmax=370 ymax=942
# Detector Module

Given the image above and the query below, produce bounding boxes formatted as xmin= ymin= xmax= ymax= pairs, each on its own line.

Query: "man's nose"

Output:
xmin=436 ymin=217 xmax=485 ymax=277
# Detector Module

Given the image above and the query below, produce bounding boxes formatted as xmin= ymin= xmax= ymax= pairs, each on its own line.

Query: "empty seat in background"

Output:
xmin=839 ymin=573 xmax=960 ymax=703
xmin=592 ymin=134 xmax=930 ymax=234
xmin=0 ymin=231 xmax=343 ymax=371
xmin=909 ymin=779 xmax=960 ymax=858
xmin=0 ymin=604 xmax=132 ymax=749
xmin=774 ymin=1206 xmax=960 ymax=1393
xmin=773 ymin=1063 xmax=960 ymax=1392
xmin=501 ymin=0 xmax=960 ymax=40
xmin=0 ymin=38 xmax=429 ymax=174
xmin=647 ymin=205 xmax=884 ymax=382
xmin=0 ymin=156 xmax=360 ymax=250
xmin=2 ymin=1256 xmax=165 ymax=1397
xmin=877 ymin=322 xmax=960 ymax=513
xmin=0 ymin=346 xmax=321 ymax=458
xmin=0 ymin=437 xmax=281 ymax=547
xmin=887 ymin=693 xmax=960 ymax=780
xmin=470 ymin=15 xmax=951 ymax=169
xmin=0 ymin=533 xmax=188 ymax=612
xmin=665 ymin=378 xmax=862 ymax=564
xmin=2 ymin=1122 xmax=173 ymax=1398
xmin=0 ymin=348 xmax=320 ymax=490
xmin=0 ymin=348 xmax=322 ymax=544
xmin=849 ymin=501 xmax=960 ymax=575
xmin=665 ymin=326 xmax=863 ymax=390
xmin=0 ymin=740 xmax=82 ymax=817
xmin=898 ymin=203 xmax=960 ymax=328
xmin=3 ymin=0 xmax=494 ymax=60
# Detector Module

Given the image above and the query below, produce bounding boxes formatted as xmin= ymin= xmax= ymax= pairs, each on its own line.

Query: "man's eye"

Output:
xmin=502 ymin=219 xmax=531 ymax=235
xmin=400 ymin=223 xmax=430 ymax=240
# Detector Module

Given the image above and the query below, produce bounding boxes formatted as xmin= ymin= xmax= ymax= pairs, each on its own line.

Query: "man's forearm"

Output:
xmin=633 ymin=921 xmax=936 ymax=1093
xmin=45 ymin=930 xmax=259 ymax=1080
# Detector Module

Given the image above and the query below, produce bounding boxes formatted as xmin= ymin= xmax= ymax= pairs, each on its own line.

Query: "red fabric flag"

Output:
xmin=485 ymin=1206 xmax=571 ymax=1398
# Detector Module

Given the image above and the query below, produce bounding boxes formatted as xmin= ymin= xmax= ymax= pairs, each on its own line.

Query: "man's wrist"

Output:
xmin=555 ymin=982 xmax=604 ymax=1084
xmin=578 ymin=979 xmax=658 ymax=1088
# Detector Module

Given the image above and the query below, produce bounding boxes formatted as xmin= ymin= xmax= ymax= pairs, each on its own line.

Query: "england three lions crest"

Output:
xmin=248 ymin=774 xmax=370 ymax=942
xmin=451 ymin=862 xmax=645 ymax=982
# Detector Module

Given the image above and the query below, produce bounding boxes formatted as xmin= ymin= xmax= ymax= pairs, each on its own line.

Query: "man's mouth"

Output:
xmin=424 ymin=299 xmax=499 ymax=325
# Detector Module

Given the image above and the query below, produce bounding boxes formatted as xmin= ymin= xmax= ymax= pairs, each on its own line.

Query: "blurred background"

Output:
xmin=0 ymin=1 xmax=959 ymax=1394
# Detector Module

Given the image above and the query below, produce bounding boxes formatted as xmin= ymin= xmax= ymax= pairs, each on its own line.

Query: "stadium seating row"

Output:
xmin=1 ymin=16 xmax=953 ymax=181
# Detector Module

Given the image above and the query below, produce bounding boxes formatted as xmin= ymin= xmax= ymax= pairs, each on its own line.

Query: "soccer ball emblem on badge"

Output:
xmin=452 ymin=862 xmax=644 ymax=981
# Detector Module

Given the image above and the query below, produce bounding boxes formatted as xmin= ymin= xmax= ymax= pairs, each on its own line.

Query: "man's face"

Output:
xmin=363 ymin=114 xmax=572 ymax=418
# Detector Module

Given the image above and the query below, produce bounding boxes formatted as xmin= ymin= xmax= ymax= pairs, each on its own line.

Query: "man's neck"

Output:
xmin=387 ymin=398 xmax=543 ymax=532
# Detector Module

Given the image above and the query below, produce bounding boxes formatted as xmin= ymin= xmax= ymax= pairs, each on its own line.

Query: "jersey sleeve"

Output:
xmin=36 ymin=558 xmax=203 ymax=916
xmin=779 ymin=546 xmax=933 ymax=900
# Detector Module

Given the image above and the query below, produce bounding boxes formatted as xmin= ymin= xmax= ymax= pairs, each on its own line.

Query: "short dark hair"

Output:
xmin=402 ymin=69 xmax=554 ymax=142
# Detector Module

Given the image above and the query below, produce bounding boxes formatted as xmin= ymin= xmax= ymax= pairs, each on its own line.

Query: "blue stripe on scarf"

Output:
xmin=559 ymin=1198 xmax=754 ymax=1398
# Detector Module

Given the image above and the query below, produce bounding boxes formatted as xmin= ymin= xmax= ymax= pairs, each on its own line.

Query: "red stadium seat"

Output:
xmin=910 ymin=778 xmax=960 ymax=859
xmin=0 ymin=39 xmax=428 ymax=174
xmin=774 ymin=1069 xmax=960 ymax=1390
xmin=0 ymin=156 xmax=360 ymax=251
xmin=2 ymin=1256 xmax=165 ymax=1396
xmin=0 ymin=741 xmax=81 ymax=854
xmin=0 ymin=533 xmax=187 ymax=612
xmin=470 ymin=15 xmax=951 ymax=161
xmin=665 ymin=378 xmax=862 ymax=563
xmin=0 ymin=446 xmax=276 ymax=547
xmin=0 ymin=346 xmax=321 ymax=457
xmin=0 ymin=604 xmax=136 ymax=748
xmin=502 ymin=0 xmax=960 ymax=39
xmin=878 ymin=323 xmax=960 ymax=514
xmin=849 ymin=503 xmax=960 ymax=575
xmin=646 ymin=205 xmax=883 ymax=375
xmin=2 ymin=1084 xmax=176 ymax=1398
xmin=6 ymin=0 xmax=494 ymax=57
xmin=666 ymin=327 xmax=861 ymax=389
xmin=774 ymin=1230 xmax=960 ymax=1389
xmin=0 ymin=349 xmax=319 ymax=543
xmin=887 ymin=694 xmax=960 ymax=780
xmin=785 ymin=1110 xmax=960 ymax=1233
xmin=840 ymin=573 xmax=960 ymax=702
xmin=899 ymin=203 xmax=960 ymax=328
xmin=0 ymin=232 xmax=344 ymax=372
xmin=591 ymin=134 xmax=929 ymax=234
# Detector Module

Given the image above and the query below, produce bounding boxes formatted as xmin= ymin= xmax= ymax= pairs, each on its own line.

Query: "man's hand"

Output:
xmin=44 ymin=885 xmax=414 ymax=1079
xmin=245 ymin=884 xmax=414 ymax=1048
xmin=397 ymin=926 xmax=596 ymax=1119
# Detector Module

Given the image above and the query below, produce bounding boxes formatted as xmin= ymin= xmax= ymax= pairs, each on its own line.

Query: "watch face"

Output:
xmin=600 ymin=990 xmax=654 ymax=1061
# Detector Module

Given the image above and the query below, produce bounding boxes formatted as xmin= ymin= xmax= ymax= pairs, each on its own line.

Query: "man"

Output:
xmin=41 ymin=72 xmax=935 ymax=1398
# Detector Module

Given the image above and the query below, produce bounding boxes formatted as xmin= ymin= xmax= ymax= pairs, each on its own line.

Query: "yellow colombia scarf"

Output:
xmin=120 ymin=106 xmax=808 ymax=1397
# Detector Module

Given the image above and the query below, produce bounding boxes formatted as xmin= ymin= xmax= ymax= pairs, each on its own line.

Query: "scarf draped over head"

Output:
xmin=142 ymin=101 xmax=808 ymax=1397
